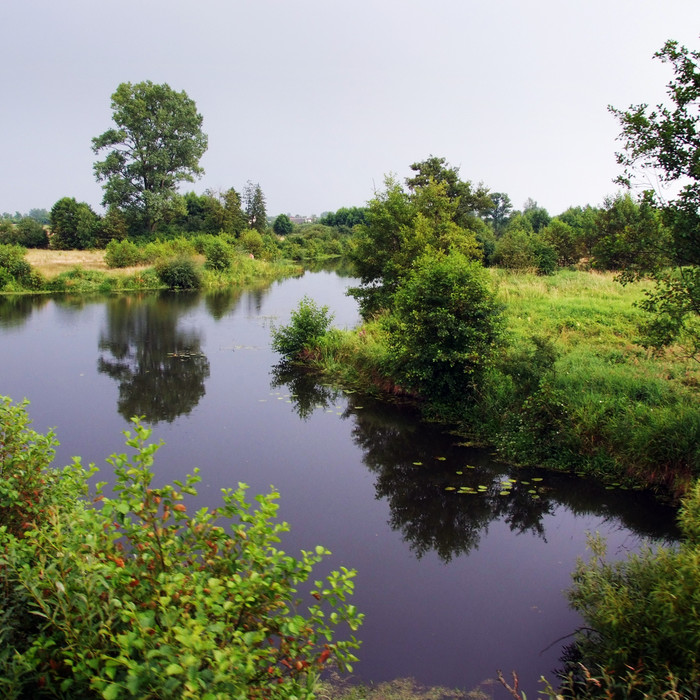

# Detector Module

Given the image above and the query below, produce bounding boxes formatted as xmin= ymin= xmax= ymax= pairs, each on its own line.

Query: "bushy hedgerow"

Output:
xmin=0 ymin=397 xmax=362 ymax=699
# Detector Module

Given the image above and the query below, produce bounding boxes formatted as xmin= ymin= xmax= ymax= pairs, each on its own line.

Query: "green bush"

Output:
xmin=155 ymin=256 xmax=202 ymax=290
xmin=386 ymin=251 xmax=503 ymax=410
xmin=104 ymin=239 xmax=142 ymax=268
xmin=203 ymin=238 xmax=232 ymax=271
xmin=0 ymin=244 xmax=43 ymax=291
xmin=561 ymin=481 xmax=700 ymax=698
xmin=0 ymin=398 xmax=362 ymax=699
xmin=272 ymin=296 xmax=335 ymax=359
xmin=239 ymin=229 xmax=264 ymax=258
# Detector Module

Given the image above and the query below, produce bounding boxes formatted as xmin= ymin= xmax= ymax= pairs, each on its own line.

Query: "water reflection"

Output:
xmin=274 ymin=366 xmax=680 ymax=563
xmin=98 ymin=292 xmax=210 ymax=423
xmin=269 ymin=362 xmax=341 ymax=420
xmin=0 ymin=294 xmax=49 ymax=328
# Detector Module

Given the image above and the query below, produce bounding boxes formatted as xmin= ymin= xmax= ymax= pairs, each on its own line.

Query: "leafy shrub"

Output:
xmin=239 ymin=229 xmax=264 ymax=257
xmin=272 ymin=296 xmax=335 ymax=359
xmin=561 ymin=481 xmax=700 ymax=698
xmin=203 ymin=237 xmax=233 ymax=271
xmin=386 ymin=251 xmax=503 ymax=410
xmin=155 ymin=256 xmax=202 ymax=290
xmin=105 ymin=239 xmax=142 ymax=268
xmin=0 ymin=244 xmax=43 ymax=291
xmin=0 ymin=399 xmax=362 ymax=699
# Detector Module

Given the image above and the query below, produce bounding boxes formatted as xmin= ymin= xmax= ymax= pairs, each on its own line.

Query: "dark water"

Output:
xmin=0 ymin=271 xmax=679 ymax=698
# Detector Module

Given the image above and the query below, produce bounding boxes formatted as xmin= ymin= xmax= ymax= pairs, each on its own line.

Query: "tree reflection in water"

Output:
xmin=274 ymin=366 xmax=680 ymax=563
xmin=98 ymin=292 xmax=210 ymax=423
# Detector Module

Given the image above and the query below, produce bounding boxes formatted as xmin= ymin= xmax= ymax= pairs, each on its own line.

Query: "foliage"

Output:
xmin=238 ymin=229 xmax=264 ymax=258
xmin=104 ymin=239 xmax=143 ymax=268
xmin=92 ymin=81 xmax=208 ymax=234
xmin=385 ymin=250 xmax=503 ymax=411
xmin=492 ymin=229 xmax=536 ymax=270
xmin=272 ymin=214 xmax=294 ymax=236
xmin=155 ymin=256 xmax=202 ymax=290
xmin=49 ymin=197 xmax=99 ymax=250
xmin=179 ymin=190 xmax=247 ymax=236
xmin=350 ymin=173 xmax=482 ymax=317
xmin=96 ymin=208 xmax=129 ymax=248
xmin=203 ymin=238 xmax=233 ymax=272
xmin=483 ymin=192 xmax=513 ymax=235
xmin=244 ymin=182 xmax=267 ymax=233
xmin=0 ymin=244 xmax=43 ymax=292
xmin=609 ymin=39 xmax=700 ymax=358
xmin=271 ymin=296 xmax=335 ymax=360
xmin=405 ymin=155 xmax=493 ymax=227
xmin=591 ymin=192 xmax=669 ymax=272
xmin=2 ymin=218 xmax=49 ymax=248
xmin=0 ymin=399 xmax=362 ymax=699
xmin=318 ymin=207 xmax=367 ymax=231
xmin=540 ymin=219 xmax=583 ymax=267
xmin=561 ymin=480 xmax=700 ymax=698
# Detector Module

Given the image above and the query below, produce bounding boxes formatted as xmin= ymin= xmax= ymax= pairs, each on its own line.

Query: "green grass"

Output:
xmin=310 ymin=269 xmax=700 ymax=494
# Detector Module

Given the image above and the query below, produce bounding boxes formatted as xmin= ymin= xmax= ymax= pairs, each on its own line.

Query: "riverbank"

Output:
xmin=0 ymin=245 xmax=302 ymax=294
xmin=304 ymin=269 xmax=699 ymax=497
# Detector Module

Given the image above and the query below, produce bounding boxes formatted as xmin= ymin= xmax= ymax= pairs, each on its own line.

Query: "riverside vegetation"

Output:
xmin=0 ymin=397 xmax=362 ymax=699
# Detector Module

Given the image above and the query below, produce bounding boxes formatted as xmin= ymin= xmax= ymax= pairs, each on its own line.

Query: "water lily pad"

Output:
xmin=412 ymin=461 xmax=423 ymax=466
xmin=455 ymin=471 xmax=463 ymax=475
xmin=499 ymin=491 xmax=510 ymax=496
xmin=435 ymin=456 xmax=447 ymax=461
xmin=445 ymin=487 xmax=456 ymax=491
xmin=532 ymin=477 xmax=543 ymax=482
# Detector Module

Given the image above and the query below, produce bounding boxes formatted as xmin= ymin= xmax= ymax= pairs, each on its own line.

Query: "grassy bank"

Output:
xmin=0 ymin=246 xmax=301 ymax=295
xmin=308 ymin=269 xmax=699 ymax=495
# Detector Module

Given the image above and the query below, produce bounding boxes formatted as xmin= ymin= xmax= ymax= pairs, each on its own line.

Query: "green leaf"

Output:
xmin=103 ymin=684 xmax=123 ymax=700
xmin=165 ymin=663 xmax=184 ymax=675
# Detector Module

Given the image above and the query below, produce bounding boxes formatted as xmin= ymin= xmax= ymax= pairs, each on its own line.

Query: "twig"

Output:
xmin=497 ymin=670 xmax=525 ymax=700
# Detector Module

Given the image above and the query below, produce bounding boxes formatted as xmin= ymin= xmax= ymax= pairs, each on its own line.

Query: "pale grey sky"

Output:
xmin=2 ymin=0 xmax=699 ymax=218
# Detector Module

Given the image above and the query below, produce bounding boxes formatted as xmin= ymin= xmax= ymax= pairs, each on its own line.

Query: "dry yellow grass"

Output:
xmin=24 ymin=249 xmax=147 ymax=278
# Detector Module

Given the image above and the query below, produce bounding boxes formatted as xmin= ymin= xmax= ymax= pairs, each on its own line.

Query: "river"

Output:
xmin=0 ymin=270 xmax=679 ymax=698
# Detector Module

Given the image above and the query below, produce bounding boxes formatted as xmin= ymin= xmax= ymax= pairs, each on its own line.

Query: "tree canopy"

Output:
xmin=92 ymin=81 xmax=208 ymax=234
xmin=609 ymin=39 xmax=700 ymax=358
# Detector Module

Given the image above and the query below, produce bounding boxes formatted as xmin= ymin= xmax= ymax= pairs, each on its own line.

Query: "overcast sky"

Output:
xmin=2 ymin=1 xmax=699 ymax=218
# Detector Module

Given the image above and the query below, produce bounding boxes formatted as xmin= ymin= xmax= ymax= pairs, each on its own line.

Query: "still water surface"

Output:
xmin=0 ymin=271 xmax=679 ymax=698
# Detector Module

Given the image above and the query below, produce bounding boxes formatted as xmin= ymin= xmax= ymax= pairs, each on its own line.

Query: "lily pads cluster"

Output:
xmin=444 ymin=469 xmax=547 ymax=500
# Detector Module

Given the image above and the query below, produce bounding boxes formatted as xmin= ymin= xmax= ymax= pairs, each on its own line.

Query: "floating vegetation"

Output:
xmin=412 ymin=461 xmax=423 ymax=466
xmin=465 ymin=464 xmax=476 ymax=469
xmin=455 ymin=470 xmax=463 ymax=475
xmin=532 ymin=477 xmax=543 ymax=482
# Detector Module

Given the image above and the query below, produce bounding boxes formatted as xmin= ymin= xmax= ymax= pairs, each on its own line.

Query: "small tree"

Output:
xmin=49 ymin=197 xmax=99 ymax=250
xmin=244 ymin=181 xmax=267 ymax=233
xmin=273 ymin=213 xmax=294 ymax=236
xmin=387 ymin=250 xmax=503 ymax=410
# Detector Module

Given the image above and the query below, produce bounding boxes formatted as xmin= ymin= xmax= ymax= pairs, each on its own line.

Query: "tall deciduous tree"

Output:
xmin=609 ymin=39 xmax=700 ymax=358
xmin=92 ymin=81 xmax=208 ymax=234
